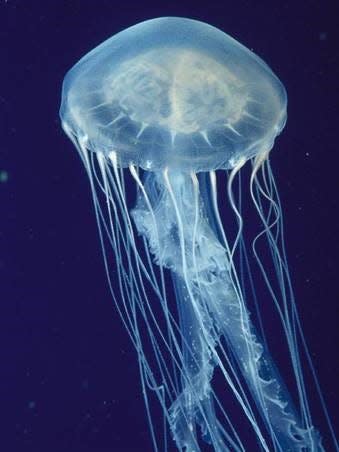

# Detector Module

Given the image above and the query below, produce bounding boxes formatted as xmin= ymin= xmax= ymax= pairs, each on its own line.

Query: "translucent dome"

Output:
xmin=60 ymin=17 xmax=287 ymax=172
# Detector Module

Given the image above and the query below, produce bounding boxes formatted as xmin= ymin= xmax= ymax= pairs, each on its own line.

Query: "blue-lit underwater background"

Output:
xmin=1 ymin=1 xmax=338 ymax=451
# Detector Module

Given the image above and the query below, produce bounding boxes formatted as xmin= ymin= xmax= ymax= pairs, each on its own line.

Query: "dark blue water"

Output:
xmin=1 ymin=1 xmax=338 ymax=451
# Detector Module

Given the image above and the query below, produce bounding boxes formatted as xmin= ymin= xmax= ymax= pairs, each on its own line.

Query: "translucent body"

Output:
xmin=60 ymin=17 xmax=287 ymax=171
xmin=60 ymin=18 xmax=337 ymax=452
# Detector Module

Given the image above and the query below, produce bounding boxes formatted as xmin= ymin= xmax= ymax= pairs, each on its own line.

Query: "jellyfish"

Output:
xmin=60 ymin=17 xmax=337 ymax=452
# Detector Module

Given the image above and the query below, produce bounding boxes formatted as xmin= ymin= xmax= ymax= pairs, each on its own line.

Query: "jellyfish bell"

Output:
xmin=60 ymin=17 xmax=336 ymax=452
xmin=60 ymin=17 xmax=287 ymax=172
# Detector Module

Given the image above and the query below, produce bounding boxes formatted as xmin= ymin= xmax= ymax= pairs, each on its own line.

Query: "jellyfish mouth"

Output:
xmin=102 ymin=48 xmax=249 ymax=136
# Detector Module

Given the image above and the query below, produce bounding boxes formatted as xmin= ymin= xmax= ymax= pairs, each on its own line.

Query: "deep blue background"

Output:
xmin=1 ymin=1 xmax=338 ymax=451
